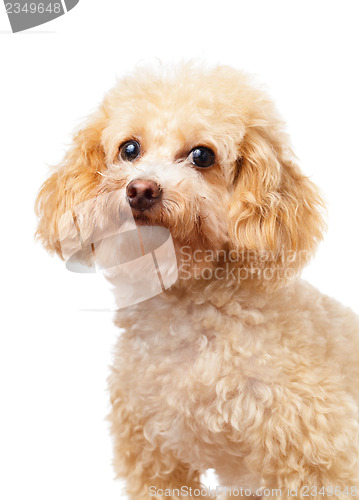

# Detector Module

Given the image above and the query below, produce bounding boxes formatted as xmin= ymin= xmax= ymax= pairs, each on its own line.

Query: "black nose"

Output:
xmin=126 ymin=179 xmax=162 ymax=211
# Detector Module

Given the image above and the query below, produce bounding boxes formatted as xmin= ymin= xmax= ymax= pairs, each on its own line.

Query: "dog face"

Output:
xmin=36 ymin=64 xmax=325 ymax=287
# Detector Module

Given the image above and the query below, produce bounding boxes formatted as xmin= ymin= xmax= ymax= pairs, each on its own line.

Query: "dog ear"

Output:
xmin=35 ymin=112 xmax=106 ymax=258
xmin=228 ymin=121 xmax=326 ymax=285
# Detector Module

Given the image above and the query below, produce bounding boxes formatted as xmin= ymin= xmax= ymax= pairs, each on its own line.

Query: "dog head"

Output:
xmin=36 ymin=63 xmax=325 ymax=289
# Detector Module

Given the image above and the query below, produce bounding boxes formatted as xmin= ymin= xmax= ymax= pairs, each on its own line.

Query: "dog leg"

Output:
xmin=108 ymin=395 xmax=206 ymax=499
xmin=212 ymin=457 xmax=261 ymax=500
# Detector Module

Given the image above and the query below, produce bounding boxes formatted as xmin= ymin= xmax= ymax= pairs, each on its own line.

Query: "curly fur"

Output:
xmin=35 ymin=63 xmax=359 ymax=499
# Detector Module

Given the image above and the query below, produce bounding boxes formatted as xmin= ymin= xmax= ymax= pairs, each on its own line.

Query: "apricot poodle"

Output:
xmin=36 ymin=63 xmax=359 ymax=499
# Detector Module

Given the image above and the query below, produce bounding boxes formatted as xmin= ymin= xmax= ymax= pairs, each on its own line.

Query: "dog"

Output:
xmin=36 ymin=63 xmax=359 ymax=499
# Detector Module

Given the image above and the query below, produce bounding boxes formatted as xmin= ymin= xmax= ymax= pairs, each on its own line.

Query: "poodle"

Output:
xmin=35 ymin=63 xmax=359 ymax=499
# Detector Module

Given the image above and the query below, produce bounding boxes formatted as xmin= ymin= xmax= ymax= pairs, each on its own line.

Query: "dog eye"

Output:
xmin=119 ymin=140 xmax=141 ymax=161
xmin=189 ymin=147 xmax=215 ymax=168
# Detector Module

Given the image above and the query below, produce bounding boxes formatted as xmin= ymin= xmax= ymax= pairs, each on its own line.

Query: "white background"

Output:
xmin=1 ymin=1 xmax=359 ymax=499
